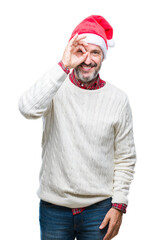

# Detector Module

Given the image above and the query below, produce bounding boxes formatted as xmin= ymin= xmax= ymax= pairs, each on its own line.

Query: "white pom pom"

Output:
xmin=107 ymin=39 xmax=115 ymax=47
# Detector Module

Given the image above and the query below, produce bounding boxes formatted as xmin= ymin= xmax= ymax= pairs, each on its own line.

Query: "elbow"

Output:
xmin=18 ymin=107 xmax=40 ymax=119
xmin=18 ymin=100 xmax=41 ymax=119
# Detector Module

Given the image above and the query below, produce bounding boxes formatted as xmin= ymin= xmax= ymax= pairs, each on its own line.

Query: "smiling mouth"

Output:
xmin=80 ymin=66 xmax=92 ymax=71
xmin=79 ymin=64 xmax=96 ymax=72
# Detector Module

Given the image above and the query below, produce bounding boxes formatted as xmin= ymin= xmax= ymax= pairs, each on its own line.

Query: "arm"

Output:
xmin=18 ymin=34 xmax=88 ymax=119
xmin=99 ymin=96 xmax=137 ymax=240
xmin=18 ymin=64 xmax=67 ymax=119
xmin=112 ymin=96 xmax=137 ymax=205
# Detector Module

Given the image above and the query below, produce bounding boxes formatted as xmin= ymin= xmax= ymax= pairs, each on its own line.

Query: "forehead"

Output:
xmin=85 ymin=43 xmax=102 ymax=52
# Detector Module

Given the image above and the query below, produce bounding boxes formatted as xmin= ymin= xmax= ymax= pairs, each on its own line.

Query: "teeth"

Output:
xmin=82 ymin=66 xmax=92 ymax=70
xmin=82 ymin=65 xmax=91 ymax=67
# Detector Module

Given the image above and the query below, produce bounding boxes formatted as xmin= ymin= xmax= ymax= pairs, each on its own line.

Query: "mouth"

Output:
xmin=80 ymin=66 xmax=92 ymax=71
xmin=79 ymin=63 xmax=96 ymax=72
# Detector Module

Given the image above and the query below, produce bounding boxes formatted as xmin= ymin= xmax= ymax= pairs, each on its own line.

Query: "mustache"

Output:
xmin=80 ymin=62 xmax=97 ymax=68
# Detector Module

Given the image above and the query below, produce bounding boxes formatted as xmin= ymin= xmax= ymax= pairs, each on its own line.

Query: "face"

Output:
xmin=74 ymin=43 xmax=104 ymax=83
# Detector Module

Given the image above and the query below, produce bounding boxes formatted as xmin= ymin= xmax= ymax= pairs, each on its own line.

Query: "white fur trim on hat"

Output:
xmin=79 ymin=33 xmax=107 ymax=58
xmin=107 ymin=39 xmax=115 ymax=47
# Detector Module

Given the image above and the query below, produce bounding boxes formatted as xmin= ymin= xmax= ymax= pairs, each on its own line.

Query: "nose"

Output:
xmin=84 ymin=53 xmax=92 ymax=65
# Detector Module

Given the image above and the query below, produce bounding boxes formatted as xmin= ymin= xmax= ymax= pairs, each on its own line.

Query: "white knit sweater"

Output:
xmin=18 ymin=64 xmax=136 ymax=208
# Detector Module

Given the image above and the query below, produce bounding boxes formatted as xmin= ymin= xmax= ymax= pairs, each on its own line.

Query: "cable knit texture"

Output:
xmin=18 ymin=64 xmax=136 ymax=208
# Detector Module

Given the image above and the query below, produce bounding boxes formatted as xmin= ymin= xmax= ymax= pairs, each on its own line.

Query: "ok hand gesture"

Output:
xmin=62 ymin=33 xmax=88 ymax=69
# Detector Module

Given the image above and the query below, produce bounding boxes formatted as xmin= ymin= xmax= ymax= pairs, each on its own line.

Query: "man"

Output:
xmin=18 ymin=15 xmax=137 ymax=240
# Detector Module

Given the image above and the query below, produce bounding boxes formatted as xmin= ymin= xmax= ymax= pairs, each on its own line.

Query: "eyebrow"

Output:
xmin=91 ymin=49 xmax=101 ymax=53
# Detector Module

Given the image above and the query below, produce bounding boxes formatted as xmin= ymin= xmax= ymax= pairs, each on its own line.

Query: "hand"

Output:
xmin=62 ymin=33 xmax=89 ymax=69
xmin=99 ymin=208 xmax=123 ymax=240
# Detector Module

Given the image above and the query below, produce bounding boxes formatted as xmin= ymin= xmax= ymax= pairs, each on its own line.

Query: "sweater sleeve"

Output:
xmin=18 ymin=64 xmax=67 ymax=119
xmin=112 ymin=96 xmax=137 ymax=205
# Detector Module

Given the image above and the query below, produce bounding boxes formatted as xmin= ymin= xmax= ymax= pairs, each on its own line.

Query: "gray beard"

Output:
xmin=74 ymin=62 xmax=102 ymax=83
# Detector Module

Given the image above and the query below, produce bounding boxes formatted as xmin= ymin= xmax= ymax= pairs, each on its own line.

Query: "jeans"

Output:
xmin=39 ymin=197 xmax=112 ymax=240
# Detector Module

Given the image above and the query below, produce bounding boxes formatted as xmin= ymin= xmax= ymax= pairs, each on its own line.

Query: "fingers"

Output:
xmin=70 ymin=33 xmax=86 ymax=43
xmin=103 ymin=222 xmax=120 ymax=240
xmin=73 ymin=41 xmax=88 ymax=48
xmin=75 ymin=51 xmax=88 ymax=66
xmin=99 ymin=214 xmax=110 ymax=229
xmin=100 ymin=209 xmax=122 ymax=240
xmin=70 ymin=33 xmax=88 ymax=47
xmin=78 ymin=40 xmax=88 ymax=47
xmin=99 ymin=214 xmax=113 ymax=240
xmin=62 ymin=33 xmax=88 ymax=69
xmin=110 ymin=227 xmax=120 ymax=239
xmin=73 ymin=44 xmax=87 ymax=54
xmin=103 ymin=220 xmax=114 ymax=240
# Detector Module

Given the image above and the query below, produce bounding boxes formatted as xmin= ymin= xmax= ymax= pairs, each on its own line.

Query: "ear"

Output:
xmin=101 ymin=52 xmax=104 ymax=62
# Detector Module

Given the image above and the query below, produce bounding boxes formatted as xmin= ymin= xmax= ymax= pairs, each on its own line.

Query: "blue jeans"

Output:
xmin=39 ymin=197 xmax=112 ymax=240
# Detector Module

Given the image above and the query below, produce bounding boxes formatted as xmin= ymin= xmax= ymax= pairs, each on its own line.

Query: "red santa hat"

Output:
xmin=69 ymin=15 xmax=115 ymax=58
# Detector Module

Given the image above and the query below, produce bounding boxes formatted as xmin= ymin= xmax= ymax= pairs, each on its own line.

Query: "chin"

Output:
xmin=75 ymin=69 xmax=98 ymax=82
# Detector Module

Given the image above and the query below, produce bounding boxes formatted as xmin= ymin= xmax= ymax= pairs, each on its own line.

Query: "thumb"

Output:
xmin=99 ymin=215 xmax=110 ymax=229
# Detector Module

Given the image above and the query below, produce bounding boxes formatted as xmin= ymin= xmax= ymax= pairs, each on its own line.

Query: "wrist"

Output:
xmin=58 ymin=60 xmax=70 ymax=74
xmin=62 ymin=60 xmax=70 ymax=69
xmin=112 ymin=206 xmax=123 ymax=215
xmin=112 ymin=203 xmax=127 ymax=214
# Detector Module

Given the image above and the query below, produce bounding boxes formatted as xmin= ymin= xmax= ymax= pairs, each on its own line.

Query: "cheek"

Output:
xmin=92 ymin=56 xmax=102 ymax=65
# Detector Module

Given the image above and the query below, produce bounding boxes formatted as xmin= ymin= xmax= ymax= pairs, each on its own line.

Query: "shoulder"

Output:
xmin=106 ymin=81 xmax=129 ymax=106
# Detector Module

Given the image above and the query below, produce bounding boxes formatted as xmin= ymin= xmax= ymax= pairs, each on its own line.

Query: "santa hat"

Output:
xmin=69 ymin=15 xmax=115 ymax=58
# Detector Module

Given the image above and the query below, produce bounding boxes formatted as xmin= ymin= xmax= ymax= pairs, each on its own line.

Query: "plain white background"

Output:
xmin=0 ymin=0 xmax=155 ymax=239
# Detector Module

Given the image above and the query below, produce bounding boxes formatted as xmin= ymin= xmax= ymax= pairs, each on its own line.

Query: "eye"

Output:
xmin=93 ymin=51 xmax=99 ymax=55
xmin=77 ymin=49 xmax=83 ymax=53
